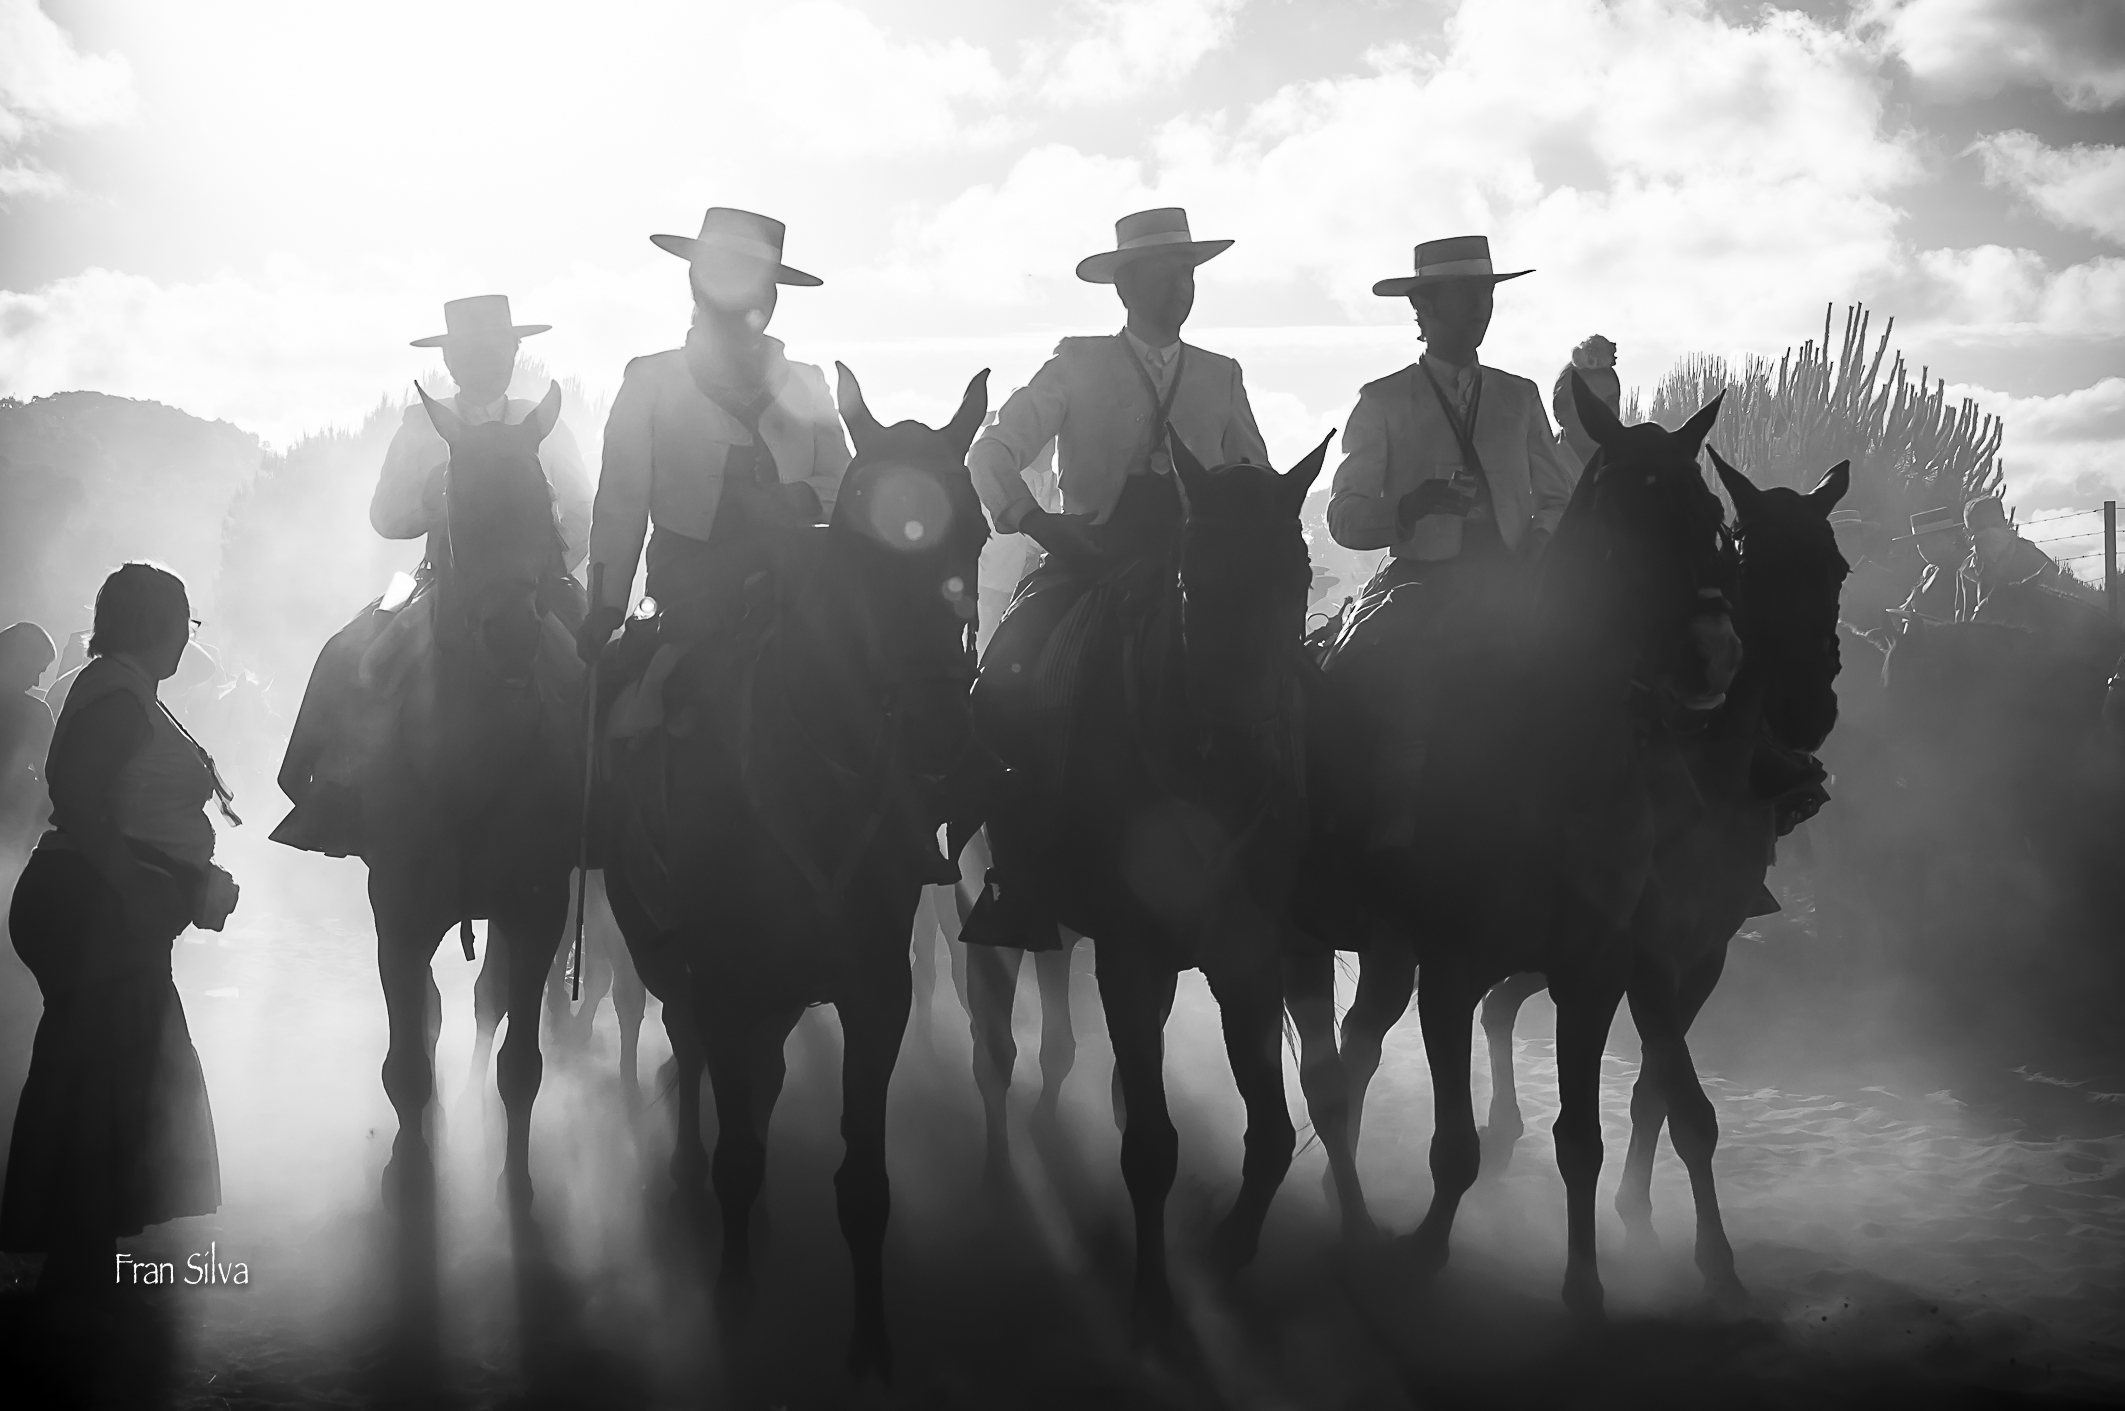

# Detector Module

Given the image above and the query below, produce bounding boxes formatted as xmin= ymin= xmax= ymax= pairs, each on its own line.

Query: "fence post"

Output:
xmin=2107 ymin=500 xmax=2118 ymax=623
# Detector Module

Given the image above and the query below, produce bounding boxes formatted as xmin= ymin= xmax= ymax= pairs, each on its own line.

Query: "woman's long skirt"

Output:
xmin=0 ymin=847 xmax=220 ymax=1250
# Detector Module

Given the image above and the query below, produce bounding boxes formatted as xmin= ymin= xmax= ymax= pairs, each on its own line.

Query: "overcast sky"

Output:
xmin=2 ymin=0 xmax=2120 ymax=523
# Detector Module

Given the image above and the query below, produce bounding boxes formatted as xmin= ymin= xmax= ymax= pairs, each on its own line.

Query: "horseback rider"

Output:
xmin=1551 ymin=334 xmax=1620 ymax=471
xmin=1321 ymin=234 xmax=1577 ymax=850
xmin=962 ymin=206 xmax=1270 ymax=947
xmin=574 ymin=208 xmax=850 ymax=664
xmin=1895 ymin=505 xmax=1967 ymax=625
xmin=274 ymin=295 xmax=584 ymax=857
xmin=1961 ymin=495 xmax=2063 ymax=620
xmin=373 ymin=295 xmax=593 ymax=592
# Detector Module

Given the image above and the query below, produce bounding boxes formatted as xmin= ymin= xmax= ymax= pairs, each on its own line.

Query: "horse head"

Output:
xmin=1168 ymin=425 xmax=1330 ymax=731
xmin=1549 ymin=373 xmax=1743 ymax=713
xmin=830 ymin=362 xmax=992 ymax=773
xmin=1711 ymin=449 xmax=1851 ymax=751
xmin=418 ymin=381 xmax=567 ymax=686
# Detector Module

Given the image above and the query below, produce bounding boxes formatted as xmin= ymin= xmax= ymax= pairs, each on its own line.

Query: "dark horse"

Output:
xmin=600 ymin=365 xmax=989 ymax=1378
xmin=1473 ymin=448 xmax=1853 ymax=1309
xmin=280 ymin=383 xmax=582 ymax=1209
xmin=989 ymin=428 xmax=1338 ymax=1332
xmin=1299 ymin=380 xmax=1742 ymax=1317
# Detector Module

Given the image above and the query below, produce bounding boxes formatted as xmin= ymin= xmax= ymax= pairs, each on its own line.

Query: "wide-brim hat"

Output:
xmin=1076 ymin=207 xmax=1233 ymax=284
xmin=1896 ymin=506 xmax=1962 ymax=540
xmin=409 ymin=294 xmax=550 ymax=349
xmin=650 ymin=207 xmax=821 ymax=287
xmin=1372 ymin=235 xmax=1533 ymax=297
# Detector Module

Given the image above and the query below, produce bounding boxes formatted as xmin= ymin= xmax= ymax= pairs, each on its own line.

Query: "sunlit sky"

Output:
xmin=2 ymin=0 xmax=2121 ymax=515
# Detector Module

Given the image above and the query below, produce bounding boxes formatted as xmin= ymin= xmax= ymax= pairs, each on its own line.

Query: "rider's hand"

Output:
xmin=776 ymin=480 xmax=824 ymax=524
xmin=1020 ymin=507 xmax=1105 ymax=560
xmin=195 ymin=864 xmax=240 ymax=932
xmin=576 ymin=604 xmax=624 ymax=665
xmin=1396 ymin=478 xmax=1477 ymax=536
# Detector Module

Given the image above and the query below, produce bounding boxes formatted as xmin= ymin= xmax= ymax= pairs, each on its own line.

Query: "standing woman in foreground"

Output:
xmin=2 ymin=562 xmax=239 ymax=1305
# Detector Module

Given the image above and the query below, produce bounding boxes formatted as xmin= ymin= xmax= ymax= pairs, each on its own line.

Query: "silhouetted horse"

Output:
xmin=600 ymin=366 xmax=989 ymax=1378
xmin=984 ymin=429 xmax=1337 ymax=1333
xmin=1473 ymin=452 xmax=1852 ymax=1309
xmin=463 ymin=870 xmax=647 ymax=1109
xmin=1299 ymin=381 xmax=1742 ymax=1317
xmin=280 ymin=383 xmax=583 ymax=1210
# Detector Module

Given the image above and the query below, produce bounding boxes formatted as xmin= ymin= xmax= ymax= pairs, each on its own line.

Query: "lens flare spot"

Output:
xmin=862 ymin=466 xmax=954 ymax=554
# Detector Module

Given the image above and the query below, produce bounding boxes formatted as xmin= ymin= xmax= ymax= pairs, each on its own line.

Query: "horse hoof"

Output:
xmin=1209 ymin=1215 xmax=1263 ymax=1275
xmin=1562 ymin=1268 xmax=1608 ymax=1324
xmin=1339 ymin=1209 xmax=1383 ymax=1245
xmin=1129 ymin=1286 xmax=1178 ymax=1351
xmin=1478 ymin=1125 xmax=1523 ymax=1178
xmin=1395 ymin=1225 xmax=1450 ymax=1282
xmin=1703 ymin=1268 xmax=1750 ymax=1314
xmin=713 ymin=1269 xmax=757 ymax=1327
xmin=497 ymin=1168 xmax=534 ymax=1213
xmin=845 ymin=1323 xmax=895 ymax=1385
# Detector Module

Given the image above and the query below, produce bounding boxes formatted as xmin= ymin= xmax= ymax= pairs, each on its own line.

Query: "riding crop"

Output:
xmin=568 ymin=562 xmax=604 ymax=1002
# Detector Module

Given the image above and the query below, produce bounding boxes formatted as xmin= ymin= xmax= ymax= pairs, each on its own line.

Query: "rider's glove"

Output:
xmin=575 ymin=605 xmax=624 ymax=666
xmin=1019 ymin=507 xmax=1106 ymax=560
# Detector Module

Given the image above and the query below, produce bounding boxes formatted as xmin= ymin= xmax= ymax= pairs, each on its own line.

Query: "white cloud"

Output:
xmin=1029 ymin=0 xmax=1246 ymax=105
xmin=1859 ymin=0 xmax=2125 ymax=109
xmin=1969 ymin=131 xmax=2125 ymax=244
xmin=1906 ymin=246 xmax=2125 ymax=339
xmin=1957 ymin=377 xmax=2125 ymax=519
xmin=0 ymin=0 xmax=133 ymax=198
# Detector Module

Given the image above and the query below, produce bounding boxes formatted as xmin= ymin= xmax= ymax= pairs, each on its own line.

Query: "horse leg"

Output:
xmin=1627 ymin=951 xmax=1745 ymax=1308
xmin=965 ymin=942 xmax=1024 ymax=1192
xmin=1095 ymin=943 xmax=1181 ymax=1338
xmin=838 ymin=961 xmax=913 ymax=1382
xmin=1030 ymin=933 xmax=1078 ymax=1139
xmin=663 ymin=982 xmax=708 ymax=1198
xmin=1404 ymin=963 xmax=1482 ymax=1279
xmin=704 ymin=998 xmax=803 ymax=1323
xmin=1285 ymin=950 xmax=1373 ymax=1240
xmin=1206 ymin=956 xmax=1297 ymax=1273
xmin=605 ymin=908 xmax=648 ymax=1114
xmin=1616 ymin=943 xmax=1726 ymax=1253
xmin=1552 ymin=955 xmax=1629 ymax=1322
xmin=909 ymin=889 xmax=941 ymax=1061
xmin=464 ymin=928 xmax=505 ymax=1104
xmin=1339 ymin=930 xmax=1415 ymax=1161
xmin=375 ymin=907 xmax=444 ymax=1207
xmin=494 ymin=903 xmax=564 ymax=1212
xmin=1478 ymin=970 xmax=1548 ymax=1176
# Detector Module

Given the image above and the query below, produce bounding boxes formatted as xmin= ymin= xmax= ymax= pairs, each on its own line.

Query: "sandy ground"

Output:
xmin=3 ymin=828 xmax=2123 ymax=1409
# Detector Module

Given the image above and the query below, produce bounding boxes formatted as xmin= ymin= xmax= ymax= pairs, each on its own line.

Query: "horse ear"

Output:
xmin=1571 ymin=370 xmax=1627 ymax=451
xmin=1168 ymin=424 xmax=1211 ymax=516
xmin=834 ymin=361 xmax=884 ymax=452
xmin=1283 ymin=428 xmax=1335 ymax=513
xmin=417 ymin=382 xmax=465 ymax=445
xmin=1806 ymin=460 xmax=1852 ymax=514
xmin=1707 ymin=444 xmax=1760 ymax=515
xmin=526 ymin=381 xmax=563 ymax=445
xmin=945 ymin=368 xmax=989 ymax=458
xmin=1675 ymin=391 xmax=1725 ymax=459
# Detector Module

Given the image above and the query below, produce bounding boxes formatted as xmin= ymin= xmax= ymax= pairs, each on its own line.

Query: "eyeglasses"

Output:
xmin=189 ymin=618 xmax=204 ymax=638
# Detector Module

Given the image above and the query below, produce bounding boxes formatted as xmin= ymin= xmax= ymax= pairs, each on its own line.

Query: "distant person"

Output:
xmin=1961 ymin=495 xmax=2062 ymax=619
xmin=2 ymin=564 xmax=238 ymax=1314
xmin=277 ymin=295 xmax=587 ymax=858
xmin=574 ymin=207 xmax=850 ymax=665
xmin=0 ymin=622 xmax=58 ymax=848
xmin=373 ymin=294 xmax=593 ymax=581
xmin=1327 ymin=233 xmax=1575 ymax=848
xmin=1552 ymin=335 xmax=1621 ymax=469
xmin=961 ymin=206 xmax=1269 ymax=946
xmin=1895 ymin=506 xmax=1967 ymax=625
